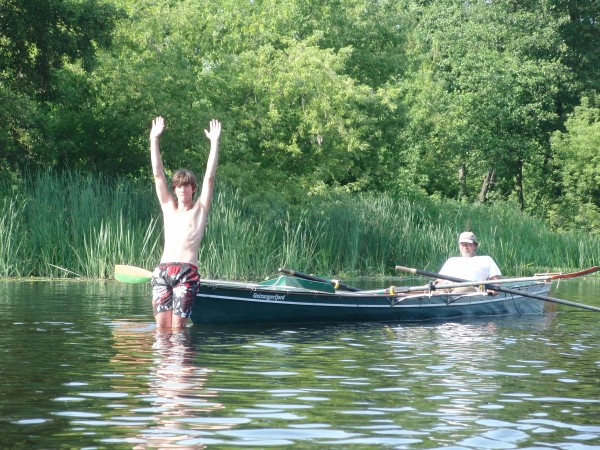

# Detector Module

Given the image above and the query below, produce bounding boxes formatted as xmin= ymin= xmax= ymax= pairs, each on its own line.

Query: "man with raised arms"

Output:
xmin=149 ymin=116 xmax=221 ymax=328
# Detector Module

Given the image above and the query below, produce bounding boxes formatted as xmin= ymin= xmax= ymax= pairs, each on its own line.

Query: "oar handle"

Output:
xmin=394 ymin=265 xmax=417 ymax=275
xmin=395 ymin=265 xmax=465 ymax=283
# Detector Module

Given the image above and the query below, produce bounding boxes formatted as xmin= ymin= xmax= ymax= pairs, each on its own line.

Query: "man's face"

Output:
xmin=459 ymin=242 xmax=477 ymax=257
xmin=174 ymin=184 xmax=194 ymax=203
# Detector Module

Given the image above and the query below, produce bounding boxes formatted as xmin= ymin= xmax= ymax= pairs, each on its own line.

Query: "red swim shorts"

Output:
xmin=151 ymin=263 xmax=200 ymax=318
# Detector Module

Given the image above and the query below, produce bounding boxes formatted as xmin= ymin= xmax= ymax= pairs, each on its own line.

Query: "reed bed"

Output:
xmin=0 ymin=171 xmax=161 ymax=278
xmin=0 ymin=170 xmax=598 ymax=280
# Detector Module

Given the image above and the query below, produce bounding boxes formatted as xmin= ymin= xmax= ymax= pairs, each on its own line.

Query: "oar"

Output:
xmin=395 ymin=265 xmax=600 ymax=312
xmin=381 ymin=267 xmax=600 ymax=294
xmin=278 ymin=268 xmax=362 ymax=292
xmin=363 ymin=279 xmax=552 ymax=294
xmin=115 ymin=265 xmax=153 ymax=283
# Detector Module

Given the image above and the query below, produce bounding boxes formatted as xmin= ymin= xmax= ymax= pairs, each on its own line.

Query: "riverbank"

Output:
xmin=1 ymin=171 xmax=598 ymax=280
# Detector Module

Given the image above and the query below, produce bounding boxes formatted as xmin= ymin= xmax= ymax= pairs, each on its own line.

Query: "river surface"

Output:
xmin=1 ymin=278 xmax=599 ymax=449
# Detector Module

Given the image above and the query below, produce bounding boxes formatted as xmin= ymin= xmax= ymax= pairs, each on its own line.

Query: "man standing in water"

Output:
xmin=149 ymin=116 xmax=221 ymax=328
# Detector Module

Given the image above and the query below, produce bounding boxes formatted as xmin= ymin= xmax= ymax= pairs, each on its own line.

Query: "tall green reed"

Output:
xmin=0 ymin=197 xmax=25 ymax=277
xmin=77 ymin=214 xmax=161 ymax=279
xmin=199 ymin=193 xmax=324 ymax=279
xmin=198 ymin=190 xmax=277 ymax=279
xmin=279 ymin=210 xmax=323 ymax=271
xmin=12 ymin=170 xmax=161 ymax=278
xmin=412 ymin=199 xmax=599 ymax=276
xmin=1 ymin=170 xmax=598 ymax=280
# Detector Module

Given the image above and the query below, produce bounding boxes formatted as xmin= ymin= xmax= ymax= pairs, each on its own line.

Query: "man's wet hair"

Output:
xmin=171 ymin=169 xmax=197 ymax=192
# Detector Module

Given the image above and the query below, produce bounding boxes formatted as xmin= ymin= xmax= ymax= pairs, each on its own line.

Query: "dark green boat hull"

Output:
xmin=191 ymin=276 xmax=549 ymax=325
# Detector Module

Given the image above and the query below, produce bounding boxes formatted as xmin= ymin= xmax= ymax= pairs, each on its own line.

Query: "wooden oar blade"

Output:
xmin=115 ymin=265 xmax=153 ymax=284
xmin=549 ymin=266 xmax=600 ymax=279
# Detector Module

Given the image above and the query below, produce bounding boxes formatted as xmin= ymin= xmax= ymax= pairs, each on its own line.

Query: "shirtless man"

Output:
xmin=149 ymin=116 xmax=221 ymax=328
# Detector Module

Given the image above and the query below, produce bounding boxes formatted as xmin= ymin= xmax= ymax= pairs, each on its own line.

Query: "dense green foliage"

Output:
xmin=0 ymin=171 xmax=597 ymax=280
xmin=0 ymin=0 xmax=121 ymax=173
xmin=550 ymin=95 xmax=600 ymax=232
xmin=1 ymin=0 xmax=600 ymax=257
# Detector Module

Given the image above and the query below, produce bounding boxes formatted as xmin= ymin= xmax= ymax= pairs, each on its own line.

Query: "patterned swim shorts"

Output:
xmin=151 ymin=263 xmax=200 ymax=318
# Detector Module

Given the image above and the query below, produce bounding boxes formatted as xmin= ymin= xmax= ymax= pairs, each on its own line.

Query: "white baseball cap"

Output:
xmin=458 ymin=231 xmax=477 ymax=244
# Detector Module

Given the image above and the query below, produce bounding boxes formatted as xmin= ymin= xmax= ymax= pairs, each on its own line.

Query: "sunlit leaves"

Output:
xmin=401 ymin=0 xmax=571 ymax=203
xmin=551 ymin=95 xmax=600 ymax=231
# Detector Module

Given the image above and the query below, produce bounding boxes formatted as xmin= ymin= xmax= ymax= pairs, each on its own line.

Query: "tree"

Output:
xmin=553 ymin=0 xmax=600 ymax=99
xmin=87 ymin=0 xmax=410 ymax=197
xmin=549 ymin=95 xmax=600 ymax=232
xmin=0 ymin=83 xmax=43 ymax=178
xmin=0 ymin=0 xmax=121 ymax=175
xmin=400 ymin=0 xmax=571 ymax=208
xmin=0 ymin=0 xmax=121 ymax=98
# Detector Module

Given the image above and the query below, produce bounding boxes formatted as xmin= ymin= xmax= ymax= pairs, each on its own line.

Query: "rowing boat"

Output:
xmin=190 ymin=275 xmax=551 ymax=325
xmin=113 ymin=264 xmax=599 ymax=323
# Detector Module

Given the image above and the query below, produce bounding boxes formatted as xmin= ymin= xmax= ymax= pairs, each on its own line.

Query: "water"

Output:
xmin=1 ymin=278 xmax=599 ymax=449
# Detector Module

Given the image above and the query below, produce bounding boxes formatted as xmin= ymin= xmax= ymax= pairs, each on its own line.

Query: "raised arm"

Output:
xmin=196 ymin=119 xmax=221 ymax=211
xmin=149 ymin=116 xmax=173 ymax=206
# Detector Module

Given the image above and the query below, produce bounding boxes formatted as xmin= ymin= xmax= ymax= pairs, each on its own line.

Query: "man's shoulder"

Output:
xmin=160 ymin=197 xmax=177 ymax=208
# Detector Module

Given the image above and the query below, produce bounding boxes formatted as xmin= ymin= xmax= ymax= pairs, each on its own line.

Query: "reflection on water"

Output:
xmin=0 ymin=279 xmax=599 ymax=448
xmin=108 ymin=322 xmax=226 ymax=447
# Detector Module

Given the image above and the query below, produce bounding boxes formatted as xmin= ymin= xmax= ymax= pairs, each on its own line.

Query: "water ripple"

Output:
xmin=2 ymin=281 xmax=600 ymax=448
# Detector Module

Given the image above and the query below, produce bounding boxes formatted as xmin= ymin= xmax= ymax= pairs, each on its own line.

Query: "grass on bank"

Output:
xmin=0 ymin=170 xmax=598 ymax=280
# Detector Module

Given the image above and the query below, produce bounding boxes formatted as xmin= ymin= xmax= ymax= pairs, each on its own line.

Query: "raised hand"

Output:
xmin=204 ymin=119 xmax=221 ymax=142
xmin=150 ymin=116 xmax=165 ymax=140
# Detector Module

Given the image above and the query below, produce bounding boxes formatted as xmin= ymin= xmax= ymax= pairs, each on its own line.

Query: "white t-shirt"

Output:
xmin=439 ymin=255 xmax=502 ymax=281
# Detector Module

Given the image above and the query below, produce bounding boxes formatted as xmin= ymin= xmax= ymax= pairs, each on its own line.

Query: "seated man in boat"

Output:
xmin=437 ymin=231 xmax=501 ymax=293
xmin=149 ymin=115 xmax=221 ymax=329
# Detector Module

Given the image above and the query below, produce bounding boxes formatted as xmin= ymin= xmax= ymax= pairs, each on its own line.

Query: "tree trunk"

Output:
xmin=515 ymin=159 xmax=525 ymax=210
xmin=477 ymin=169 xmax=495 ymax=203
xmin=458 ymin=164 xmax=467 ymax=201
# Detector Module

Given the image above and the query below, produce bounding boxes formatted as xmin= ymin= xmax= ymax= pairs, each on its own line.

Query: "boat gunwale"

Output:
xmin=196 ymin=281 xmax=551 ymax=313
xmin=199 ymin=278 xmax=549 ymax=299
